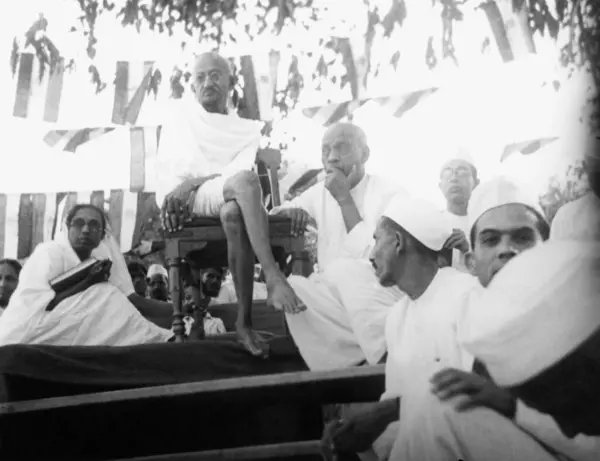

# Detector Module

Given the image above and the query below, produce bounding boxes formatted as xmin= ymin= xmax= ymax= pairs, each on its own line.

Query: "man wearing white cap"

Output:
xmin=438 ymin=148 xmax=479 ymax=271
xmin=147 ymin=264 xmax=170 ymax=302
xmin=271 ymin=123 xmax=407 ymax=371
xmin=321 ymin=194 xmax=479 ymax=461
xmin=464 ymin=175 xmax=550 ymax=287
xmin=385 ymin=179 xmax=600 ymax=461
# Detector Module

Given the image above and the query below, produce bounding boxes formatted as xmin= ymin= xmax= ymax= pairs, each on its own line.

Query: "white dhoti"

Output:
xmin=388 ymin=385 xmax=562 ymax=461
xmin=192 ymin=176 xmax=228 ymax=217
xmin=285 ymin=258 xmax=403 ymax=371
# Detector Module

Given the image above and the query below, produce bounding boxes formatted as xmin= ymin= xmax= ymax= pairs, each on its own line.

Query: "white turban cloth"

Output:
xmin=468 ymin=175 xmax=544 ymax=232
xmin=382 ymin=194 xmax=453 ymax=251
xmin=460 ymin=240 xmax=600 ymax=386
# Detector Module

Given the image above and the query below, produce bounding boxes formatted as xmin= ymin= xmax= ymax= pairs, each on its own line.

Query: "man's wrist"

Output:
xmin=500 ymin=394 xmax=518 ymax=420
xmin=336 ymin=194 xmax=354 ymax=207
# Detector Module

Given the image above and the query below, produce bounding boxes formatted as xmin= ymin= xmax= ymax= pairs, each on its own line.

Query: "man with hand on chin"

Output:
xmin=270 ymin=122 xmax=407 ymax=371
xmin=439 ymin=148 xmax=480 ymax=271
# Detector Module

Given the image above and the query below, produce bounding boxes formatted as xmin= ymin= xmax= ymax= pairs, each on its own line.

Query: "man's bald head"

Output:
xmin=192 ymin=51 xmax=233 ymax=114
xmin=322 ymin=123 xmax=368 ymax=151
xmin=321 ymin=122 xmax=370 ymax=188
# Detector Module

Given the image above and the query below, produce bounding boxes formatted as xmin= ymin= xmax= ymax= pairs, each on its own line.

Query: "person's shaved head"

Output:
xmin=321 ymin=122 xmax=370 ymax=189
xmin=192 ymin=51 xmax=233 ymax=114
xmin=322 ymin=123 xmax=369 ymax=153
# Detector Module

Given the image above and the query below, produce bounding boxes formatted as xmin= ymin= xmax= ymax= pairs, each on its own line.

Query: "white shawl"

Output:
xmin=152 ymin=99 xmax=264 ymax=204
xmin=0 ymin=220 xmax=172 ymax=346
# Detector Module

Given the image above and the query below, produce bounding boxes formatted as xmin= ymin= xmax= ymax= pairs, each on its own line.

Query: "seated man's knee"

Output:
xmin=220 ymin=200 xmax=243 ymax=228
xmin=223 ymin=170 xmax=261 ymax=197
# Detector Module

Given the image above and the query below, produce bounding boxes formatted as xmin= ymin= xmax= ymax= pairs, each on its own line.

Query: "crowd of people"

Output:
xmin=0 ymin=50 xmax=597 ymax=460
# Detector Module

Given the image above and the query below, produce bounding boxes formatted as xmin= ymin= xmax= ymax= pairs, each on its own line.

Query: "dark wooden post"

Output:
xmin=166 ymin=239 xmax=185 ymax=342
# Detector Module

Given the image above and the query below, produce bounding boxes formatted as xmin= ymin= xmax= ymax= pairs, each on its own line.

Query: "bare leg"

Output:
xmin=223 ymin=170 xmax=305 ymax=314
xmin=220 ymin=201 xmax=269 ymax=357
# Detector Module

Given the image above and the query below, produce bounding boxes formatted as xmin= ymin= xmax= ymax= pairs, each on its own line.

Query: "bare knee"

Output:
xmin=220 ymin=200 xmax=243 ymax=229
xmin=223 ymin=170 xmax=261 ymax=200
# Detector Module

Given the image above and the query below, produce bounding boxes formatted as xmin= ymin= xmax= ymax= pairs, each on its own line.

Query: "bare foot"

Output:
xmin=237 ymin=326 xmax=269 ymax=359
xmin=266 ymin=273 xmax=306 ymax=314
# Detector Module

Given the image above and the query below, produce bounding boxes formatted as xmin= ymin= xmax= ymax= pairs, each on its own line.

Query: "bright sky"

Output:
xmin=0 ymin=0 xmax=595 ymax=204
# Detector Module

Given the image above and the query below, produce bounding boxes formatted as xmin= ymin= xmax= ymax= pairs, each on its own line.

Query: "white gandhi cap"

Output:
xmin=382 ymin=194 xmax=453 ymax=251
xmin=468 ymin=176 xmax=544 ymax=232
xmin=460 ymin=240 xmax=600 ymax=386
xmin=147 ymin=264 xmax=168 ymax=279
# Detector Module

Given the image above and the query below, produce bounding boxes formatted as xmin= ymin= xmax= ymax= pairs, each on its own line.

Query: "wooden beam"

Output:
xmin=110 ymin=441 xmax=322 ymax=461
xmin=0 ymin=364 xmax=385 ymax=415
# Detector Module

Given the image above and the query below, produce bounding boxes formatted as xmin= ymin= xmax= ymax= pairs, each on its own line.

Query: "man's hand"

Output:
xmin=430 ymin=368 xmax=517 ymax=419
xmin=256 ymin=147 xmax=282 ymax=170
xmin=443 ymin=229 xmax=470 ymax=254
xmin=161 ymin=178 xmax=198 ymax=232
xmin=271 ymin=207 xmax=311 ymax=237
xmin=320 ymin=403 xmax=395 ymax=458
xmin=85 ymin=259 xmax=112 ymax=287
xmin=325 ymin=167 xmax=355 ymax=203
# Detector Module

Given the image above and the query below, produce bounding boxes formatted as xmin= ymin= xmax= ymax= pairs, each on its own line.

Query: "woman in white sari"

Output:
xmin=0 ymin=204 xmax=174 ymax=346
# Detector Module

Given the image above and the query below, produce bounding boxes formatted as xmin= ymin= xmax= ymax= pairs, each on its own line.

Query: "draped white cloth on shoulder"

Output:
xmin=151 ymin=99 xmax=264 ymax=216
xmin=0 ymin=217 xmax=173 ymax=346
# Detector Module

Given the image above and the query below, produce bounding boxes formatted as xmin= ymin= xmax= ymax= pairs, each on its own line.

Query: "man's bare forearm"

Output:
xmin=337 ymin=195 xmax=362 ymax=233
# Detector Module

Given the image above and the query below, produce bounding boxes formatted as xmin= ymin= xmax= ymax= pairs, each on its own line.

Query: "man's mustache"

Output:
xmin=203 ymin=85 xmax=221 ymax=94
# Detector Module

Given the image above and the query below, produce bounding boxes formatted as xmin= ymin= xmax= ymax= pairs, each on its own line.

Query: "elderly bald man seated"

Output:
xmin=270 ymin=122 xmax=408 ymax=371
xmin=154 ymin=51 xmax=302 ymax=357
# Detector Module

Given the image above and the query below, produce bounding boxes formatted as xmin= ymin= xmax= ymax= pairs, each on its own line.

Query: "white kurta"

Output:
xmin=388 ymin=383 xmax=600 ymax=461
xmin=441 ymin=210 xmax=470 ymax=272
xmin=0 ymin=236 xmax=173 ymax=346
xmin=364 ymin=268 xmax=479 ymax=461
xmin=379 ymin=266 xmax=600 ymax=461
xmin=151 ymin=100 xmax=263 ymax=217
xmin=278 ymin=174 xmax=407 ymax=370
xmin=550 ymin=192 xmax=600 ymax=241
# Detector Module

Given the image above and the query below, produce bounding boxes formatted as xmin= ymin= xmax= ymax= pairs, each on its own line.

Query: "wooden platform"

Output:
xmin=0 ymin=365 xmax=385 ymax=461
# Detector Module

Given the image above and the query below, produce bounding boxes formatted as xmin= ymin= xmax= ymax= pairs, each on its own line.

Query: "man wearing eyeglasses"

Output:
xmin=439 ymin=149 xmax=480 ymax=271
xmin=154 ymin=51 xmax=304 ymax=358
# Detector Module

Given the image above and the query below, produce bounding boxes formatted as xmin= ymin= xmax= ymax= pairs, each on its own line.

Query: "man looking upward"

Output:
xmin=439 ymin=148 xmax=479 ymax=271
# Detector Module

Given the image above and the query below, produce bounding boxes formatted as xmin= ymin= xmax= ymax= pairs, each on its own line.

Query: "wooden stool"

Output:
xmin=164 ymin=216 xmax=307 ymax=342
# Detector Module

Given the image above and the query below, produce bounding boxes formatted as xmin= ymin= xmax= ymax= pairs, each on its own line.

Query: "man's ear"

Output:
xmin=361 ymin=145 xmax=371 ymax=163
xmin=394 ymin=230 xmax=405 ymax=255
xmin=465 ymin=251 xmax=476 ymax=275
